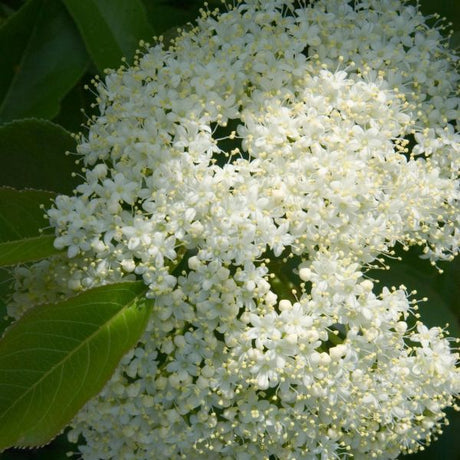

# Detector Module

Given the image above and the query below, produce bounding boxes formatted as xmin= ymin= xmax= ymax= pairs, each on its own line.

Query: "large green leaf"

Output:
xmin=0 ymin=119 xmax=79 ymax=193
xmin=0 ymin=235 xmax=59 ymax=267
xmin=0 ymin=281 xmax=150 ymax=451
xmin=0 ymin=187 xmax=61 ymax=266
xmin=0 ymin=0 xmax=89 ymax=123
xmin=0 ymin=187 xmax=55 ymax=242
xmin=0 ymin=186 xmax=59 ymax=346
xmin=63 ymin=0 xmax=153 ymax=72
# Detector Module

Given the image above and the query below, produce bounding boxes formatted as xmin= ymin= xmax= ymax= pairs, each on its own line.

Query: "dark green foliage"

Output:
xmin=0 ymin=120 xmax=78 ymax=193
xmin=62 ymin=0 xmax=153 ymax=71
xmin=0 ymin=0 xmax=89 ymax=123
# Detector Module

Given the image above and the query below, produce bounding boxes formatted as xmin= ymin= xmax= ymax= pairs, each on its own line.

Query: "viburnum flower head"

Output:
xmin=10 ymin=0 xmax=460 ymax=458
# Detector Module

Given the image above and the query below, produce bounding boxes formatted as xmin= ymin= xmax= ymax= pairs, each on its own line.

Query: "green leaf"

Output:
xmin=0 ymin=119 xmax=79 ymax=193
xmin=0 ymin=281 xmax=150 ymax=451
xmin=0 ymin=0 xmax=42 ymax=105
xmin=0 ymin=186 xmax=60 ymax=336
xmin=63 ymin=0 xmax=154 ymax=72
xmin=0 ymin=0 xmax=89 ymax=123
xmin=0 ymin=187 xmax=55 ymax=242
xmin=0 ymin=235 xmax=59 ymax=267
xmin=0 ymin=187 xmax=61 ymax=267
xmin=0 ymin=3 xmax=17 ymax=24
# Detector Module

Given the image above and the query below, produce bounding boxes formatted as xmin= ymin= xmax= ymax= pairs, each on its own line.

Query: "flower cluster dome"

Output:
xmin=10 ymin=0 xmax=460 ymax=458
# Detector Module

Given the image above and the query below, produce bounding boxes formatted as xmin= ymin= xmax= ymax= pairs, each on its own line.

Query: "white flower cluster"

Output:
xmin=9 ymin=0 xmax=460 ymax=458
